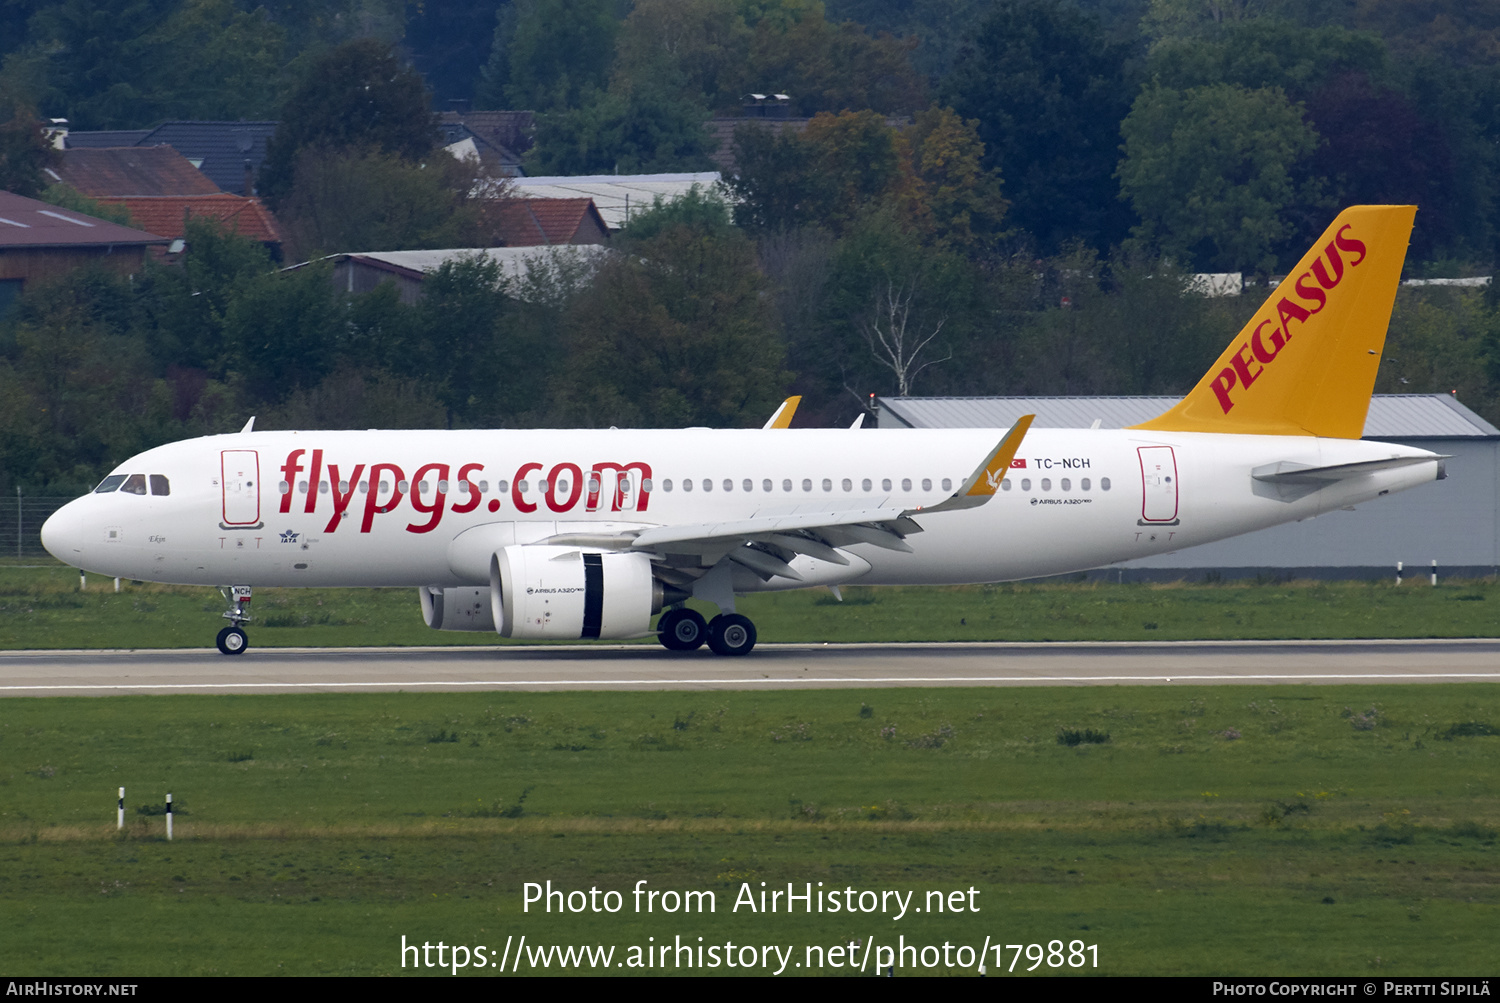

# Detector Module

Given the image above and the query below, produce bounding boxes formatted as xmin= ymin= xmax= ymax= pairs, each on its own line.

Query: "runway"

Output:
xmin=1 ymin=638 xmax=1498 ymax=696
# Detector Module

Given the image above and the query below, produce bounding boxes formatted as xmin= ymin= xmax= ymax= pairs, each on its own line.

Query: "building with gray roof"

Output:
xmin=877 ymin=394 xmax=1500 ymax=580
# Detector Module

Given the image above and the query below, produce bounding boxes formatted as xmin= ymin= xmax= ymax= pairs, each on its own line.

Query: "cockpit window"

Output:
xmin=94 ymin=475 xmax=127 ymax=494
xmin=120 ymin=474 xmax=147 ymax=495
xmin=149 ymin=474 xmax=170 ymax=496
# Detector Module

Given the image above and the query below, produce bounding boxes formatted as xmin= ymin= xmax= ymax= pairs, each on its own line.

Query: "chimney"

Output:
xmin=244 ymin=159 xmax=254 ymax=197
xmin=43 ymin=118 xmax=68 ymax=150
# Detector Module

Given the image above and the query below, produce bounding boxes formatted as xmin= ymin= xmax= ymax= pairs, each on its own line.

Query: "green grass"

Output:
xmin=1 ymin=687 xmax=1496 ymax=975
xmin=2 ymin=565 xmax=1499 ymax=649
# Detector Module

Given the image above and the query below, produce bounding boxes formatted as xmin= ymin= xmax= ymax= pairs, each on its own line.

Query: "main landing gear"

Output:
xmin=216 ymin=585 xmax=252 ymax=655
xmin=656 ymin=607 xmax=757 ymax=656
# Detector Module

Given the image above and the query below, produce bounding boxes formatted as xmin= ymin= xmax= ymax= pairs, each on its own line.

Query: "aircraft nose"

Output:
xmin=41 ymin=499 xmax=89 ymax=563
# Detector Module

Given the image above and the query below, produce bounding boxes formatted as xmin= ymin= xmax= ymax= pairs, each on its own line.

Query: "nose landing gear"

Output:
xmin=216 ymin=586 xmax=252 ymax=655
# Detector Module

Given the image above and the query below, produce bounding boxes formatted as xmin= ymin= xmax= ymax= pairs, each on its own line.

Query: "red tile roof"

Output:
xmin=0 ymin=190 xmax=169 ymax=248
xmin=98 ymin=194 xmax=282 ymax=243
xmin=495 ymin=197 xmax=608 ymax=246
xmin=56 ymin=145 xmax=221 ymax=197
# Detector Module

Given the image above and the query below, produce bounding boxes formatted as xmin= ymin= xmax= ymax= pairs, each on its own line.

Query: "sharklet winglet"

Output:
xmin=907 ymin=415 xmax=1035 ymax=517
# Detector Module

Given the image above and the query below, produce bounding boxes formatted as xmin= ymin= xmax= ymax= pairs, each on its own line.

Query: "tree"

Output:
xmin=1117 ymin=82 xmax=1320 ymax=272
xmin=1146 ymin=19 xmax=1389 ymax=97
xmin=485 ymin=0 xmax=618 ymax=112
xmin=742 ymin=6 xmax=924 ymax=117
xmin=136 ymin=215 xmax=275 ymax=376
xmin=0 ymin=98 xmax=58 ymax=198
xmin=551 ymin=210 xmax=788 ymax=428
xmin=903 ymin=106 xmax=1007 ymax=255
xmin=612 ymin=0 xmax=752 ymax=113
xmin=813 ymin=206 xmax=981 ymax=405
xmin=259 ymin=38 xmax=439 ymax=204
xmin=941 ymin=0 xmax=1136 ymax=254
xmin=619 ymin=183 xmax=735 ymax=240
xmin=1303 ymin=71 xmax=1460 ymax=261
xmin=526 ymin=86 xmax=715 ymax=176
xmin=726 ymin=110 xmax=908 ymax=235
xmin=3 ymin=0 xmax=286 ymax=129
xmin=277 ymin=145 xmax=501 ymax=260
xmin=724 ymin=121 xmax=829 ymax=232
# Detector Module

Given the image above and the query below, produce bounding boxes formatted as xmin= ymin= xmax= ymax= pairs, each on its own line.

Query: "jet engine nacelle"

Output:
xmin=420 ymin=586 xmax=496 ymax=631
xmin=490 ymin=545 xmax=663 ymax=640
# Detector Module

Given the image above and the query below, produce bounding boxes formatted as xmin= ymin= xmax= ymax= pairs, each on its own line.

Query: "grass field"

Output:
xmin=3 ymin=564 xmax=1500 ymax=649
xmin=1 ymin=686 xmax=1497 ymax=976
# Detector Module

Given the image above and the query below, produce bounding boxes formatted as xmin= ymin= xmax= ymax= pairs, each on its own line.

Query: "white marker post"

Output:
xmin=165 ymin=793 xmax=173 ymax=841
xmin=1396 ymin=561 xmax=1403 ymax=585
xmin=1431 ymin=560 xmax=1438 ymax=587
xmin=117 ymin=787 xmax=124 ymax=830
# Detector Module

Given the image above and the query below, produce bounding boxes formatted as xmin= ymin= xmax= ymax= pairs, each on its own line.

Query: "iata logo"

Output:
xmin=1209 ymin=225 xmax=1368 ymax=414
xmin=277 ymin=450 xmax=652 ymax=536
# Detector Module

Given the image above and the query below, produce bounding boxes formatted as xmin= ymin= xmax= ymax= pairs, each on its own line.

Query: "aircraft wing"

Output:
xmin=547 ymin=418 xmax=1037 ymax=581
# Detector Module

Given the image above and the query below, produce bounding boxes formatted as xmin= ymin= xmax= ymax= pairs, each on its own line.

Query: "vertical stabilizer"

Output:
xmin=1132 ymin=205 xmax=1416 ymax=438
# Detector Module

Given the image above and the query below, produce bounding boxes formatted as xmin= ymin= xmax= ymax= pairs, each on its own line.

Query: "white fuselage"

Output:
xmin=41 ymin=427 xmax=1442 ymax=590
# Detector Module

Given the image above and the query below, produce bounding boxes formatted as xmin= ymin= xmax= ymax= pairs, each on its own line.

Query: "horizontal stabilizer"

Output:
xmin=1252 ymin=455 xmax=1447 ymax=484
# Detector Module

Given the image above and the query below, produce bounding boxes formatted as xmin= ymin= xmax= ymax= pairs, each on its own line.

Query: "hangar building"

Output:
xmin=876 ymin=394 xmax=1500 ymax=580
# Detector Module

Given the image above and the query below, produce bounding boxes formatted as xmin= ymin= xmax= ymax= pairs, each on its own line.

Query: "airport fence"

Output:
xmin=0 ymin=493 xmax=75 ymax=560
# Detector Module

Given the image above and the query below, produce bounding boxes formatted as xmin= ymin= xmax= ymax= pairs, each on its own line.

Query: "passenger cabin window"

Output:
xmin=149 ymin=475 xmax=170 ymax=496
xmin=94 ymin=475 xmax=127 ymax=494
xmin=121 ymin=474 xmax=148 ymax=495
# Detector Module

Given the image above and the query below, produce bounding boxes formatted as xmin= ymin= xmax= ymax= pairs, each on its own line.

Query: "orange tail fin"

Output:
xmin=1132 ymin=205 xmax=1416 ymax=438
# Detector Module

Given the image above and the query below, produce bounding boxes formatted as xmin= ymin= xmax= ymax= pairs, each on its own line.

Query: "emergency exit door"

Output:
xmin=1137 ymin=445 xmax=1179 ymax=524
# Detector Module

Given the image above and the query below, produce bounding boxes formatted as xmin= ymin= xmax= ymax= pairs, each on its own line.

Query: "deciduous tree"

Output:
xmin=259 ymin=38 xmax=438 ymax=204
xmin=1118 ymin=82 xmax=1320 ymax=272
xmin=941 ymin=0 xmax=1135 ymax=254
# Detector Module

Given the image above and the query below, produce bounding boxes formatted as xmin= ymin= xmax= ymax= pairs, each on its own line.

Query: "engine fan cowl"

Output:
xmin=490 ymin=545 xmax=661 ymax=640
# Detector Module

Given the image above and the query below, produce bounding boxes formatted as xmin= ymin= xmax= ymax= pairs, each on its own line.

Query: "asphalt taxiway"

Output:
xmin=1 ymin=638 xmax=1498 ymax=696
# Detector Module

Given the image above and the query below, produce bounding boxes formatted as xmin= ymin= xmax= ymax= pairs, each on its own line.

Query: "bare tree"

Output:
xmin=859 ymin=274 xmax=950 ymax=397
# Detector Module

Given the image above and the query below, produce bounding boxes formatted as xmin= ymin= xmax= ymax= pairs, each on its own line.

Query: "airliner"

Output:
xmin=41 ymin=206 xmax=1442 ymax=656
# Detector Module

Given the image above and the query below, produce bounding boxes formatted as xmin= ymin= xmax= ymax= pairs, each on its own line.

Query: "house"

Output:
xmin=308 ymin=245 xmax=610 ymax=305
xmin=495 ymin=197 xmax=610 ymax=246
xmin=66 ymin=121 xmax=278 ymax=195
xmin=510 ymin=174 xmax=721 ymax=231
xmin=439 ymin=110 xmax=532 ymax=176
xmin=96 ymin=194 xmax=283 ymax=257
xmin=52 ymin=145 xmax=221 ymax=197
xmin=0 ymin=190 xmax=169 ymax=313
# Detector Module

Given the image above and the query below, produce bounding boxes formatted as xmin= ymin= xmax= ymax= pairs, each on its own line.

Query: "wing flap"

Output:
xmin=631 ymin=506 xmax=910 ymax=550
